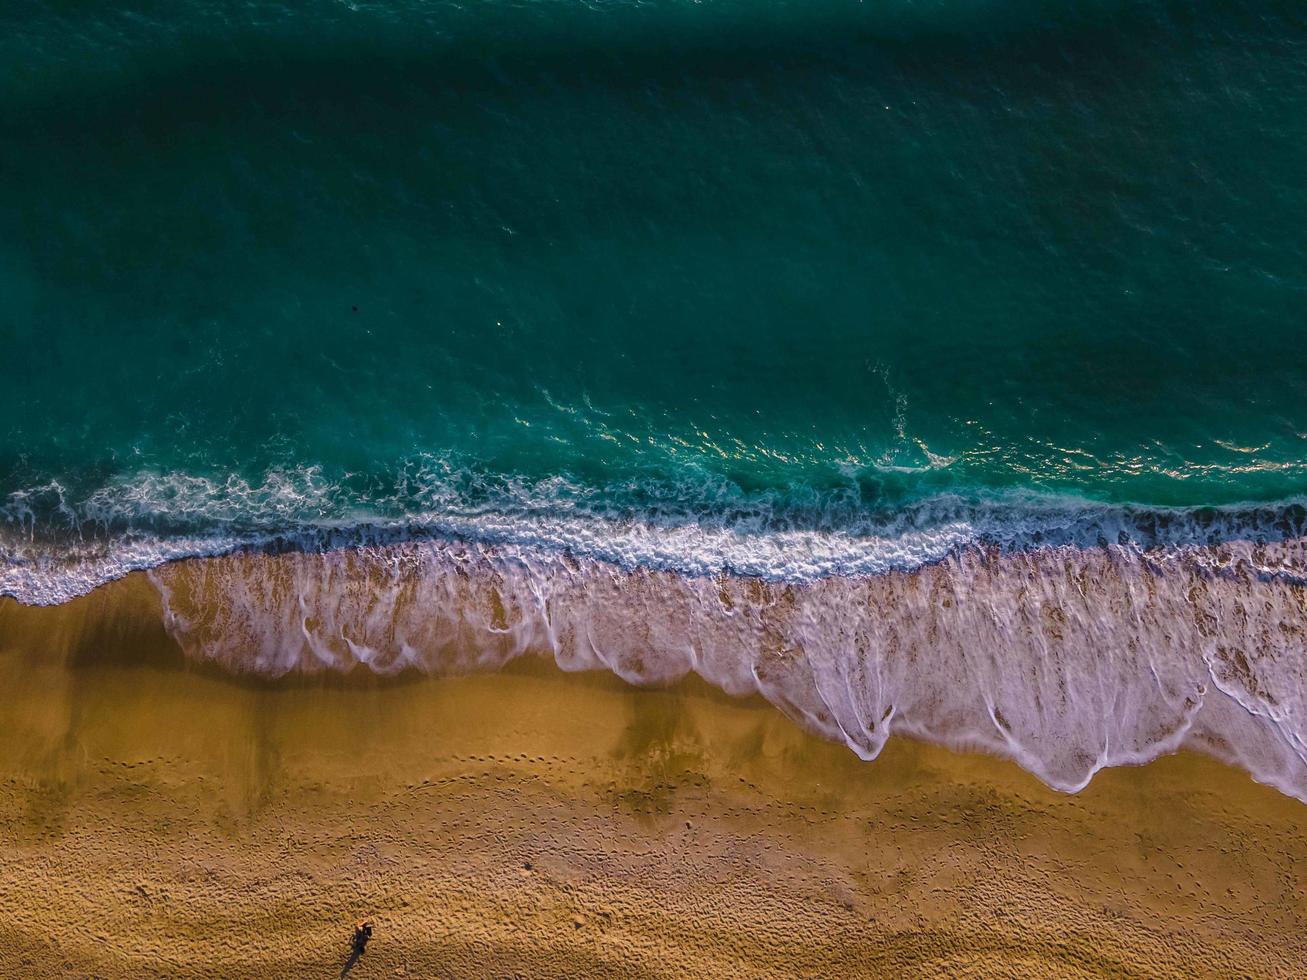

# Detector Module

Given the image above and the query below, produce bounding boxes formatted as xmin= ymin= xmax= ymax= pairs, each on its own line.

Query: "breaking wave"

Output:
xmin=4 ymin=466 xmax=1307 ymax=801
xmin=3 ymin=463 xmax=1306 ymax=605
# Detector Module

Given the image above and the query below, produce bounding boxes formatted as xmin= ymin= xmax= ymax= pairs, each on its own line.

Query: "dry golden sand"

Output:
xmin=1 ymin=575 xmax=1305 ymax=978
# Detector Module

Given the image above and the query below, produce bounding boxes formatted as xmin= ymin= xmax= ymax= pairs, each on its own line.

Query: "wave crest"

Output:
xmin=4 ymin=464 xmax=1307 ymax=605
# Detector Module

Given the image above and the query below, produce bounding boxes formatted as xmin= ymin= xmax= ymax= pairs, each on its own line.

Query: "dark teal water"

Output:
xmin=3 ymin=0 xmax=1307 ymax=599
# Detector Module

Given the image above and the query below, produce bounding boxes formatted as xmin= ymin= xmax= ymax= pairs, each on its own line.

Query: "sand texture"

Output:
xmin=1 ymin=577 xmax=1306 ymax=978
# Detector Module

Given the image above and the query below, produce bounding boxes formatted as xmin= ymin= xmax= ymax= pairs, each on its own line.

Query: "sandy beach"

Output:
xmin=1 ymin=573 xmax=1305 ymax=979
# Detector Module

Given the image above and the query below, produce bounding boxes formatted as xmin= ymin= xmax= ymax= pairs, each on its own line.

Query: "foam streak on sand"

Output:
xmin=143 ymin=534 xmax=1307 ymax=801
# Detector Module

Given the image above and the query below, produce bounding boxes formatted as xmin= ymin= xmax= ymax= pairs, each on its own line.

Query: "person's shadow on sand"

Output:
xmin=340 ymin=921 xmax=373 ymax=978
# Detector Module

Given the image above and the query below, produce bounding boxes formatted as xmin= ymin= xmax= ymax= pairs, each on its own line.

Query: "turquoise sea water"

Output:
xmin=3 ymin=0 xmax=1307 ymax=599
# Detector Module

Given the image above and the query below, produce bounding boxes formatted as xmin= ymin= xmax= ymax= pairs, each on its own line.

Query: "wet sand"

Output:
xmin=1 ymin=576 xmax=1305 ymax=978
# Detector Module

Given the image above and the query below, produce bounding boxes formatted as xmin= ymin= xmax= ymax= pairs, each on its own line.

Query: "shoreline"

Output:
xmin=1 ymin=594 xmax=1305 ymax=976
xmin=7 ymin=532 xmax=1306 ymax=798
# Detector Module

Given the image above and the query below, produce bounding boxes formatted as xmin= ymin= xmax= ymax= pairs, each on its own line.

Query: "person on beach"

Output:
xmin=352 ymin=921 xmax=372 ymax=954
xmin=341 ymin=920 xmax=373 ymax=977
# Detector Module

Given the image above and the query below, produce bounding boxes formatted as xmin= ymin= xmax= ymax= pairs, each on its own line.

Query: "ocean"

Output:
xmin=2 ymin=0 xmax=1306 ymax=796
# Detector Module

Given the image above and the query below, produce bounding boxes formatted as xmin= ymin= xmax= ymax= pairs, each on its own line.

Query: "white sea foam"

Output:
xmin=143 ymin=535 xmax=1307 ymax=802
xmin=5 ymin=468 xmax=1307 ymax=801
